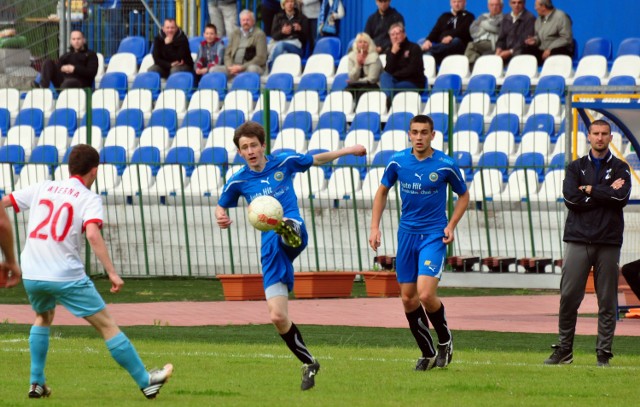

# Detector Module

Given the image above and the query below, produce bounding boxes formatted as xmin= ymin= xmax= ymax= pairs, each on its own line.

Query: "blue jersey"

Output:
xmin=218 ymin=153 xmax=314 ymax=220
xmin=381 ymin=148 xmax=467 ymax=234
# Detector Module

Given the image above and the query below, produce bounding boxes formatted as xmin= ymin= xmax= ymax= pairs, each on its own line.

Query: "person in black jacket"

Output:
xmin=267 ymin=0 xmax=309 ymax=70
xmin=421 ymin=0 xmax=474 ymax=65
xmin=544 ymin=119 xmax=631 ymax=368
xmin=36 ymin=30 xmax=98 ymax=89
xmin=494 ymin=0 xmax=535 ymax=63
xmin=379 ymin=23 xmax=425 ymax=101
xmin=148 ymin=19 xmax=194 ymax=79
xmin=364 ymin=0 xmax=405 ymax=54
xmin=621 ymin=259 xmax=640 ymax=302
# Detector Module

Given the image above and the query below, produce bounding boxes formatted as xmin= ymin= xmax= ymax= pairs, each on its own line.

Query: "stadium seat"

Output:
xmin=293 ymin=165 xmax=327 ymax=200
xmin=606 ymin=55 xmax=640 ymax=85
xmin=494 ymin=168 xmax=539 ymax=202
xmin=222 ymin=89 xmax=255 ymax=118
xmin=501 ymin=54 xmax=538 ymax=85
xmin=423 ymin=54 xmax=437 ymax=85
xmin=313 ymin=37 xmax=341 ymax=61
xmin=319 ymin=91 xmax=353 ymax=121
xmin=377 ymin=130 xmax=408 ymax=153
xmin=287 ymin=90 xmax=320 ymax=122
xmin=307 ymin=129 xmax=341 ymax=153
xmin=100 ymin=145 xmax=128 ymax=175
xmin=200 ymin=146 xmax=229 ymax=167
xmin=251 ymin=109 xmax=280 ymax=139
xmin=330 ymin=73 xmax=349 ymax=92
xmin=384 ymin=112 xmax=414 ymax=132
xmin=104 ymin=126 xmax=138 ymax=157
xmin=582 ymin=37 xmax=613 ymax=61
xmin=270 ymin=53 xmax=302 ymax=82
xmin=0 ymin=88 xmax=20 ymax=122
xmin=139 ymin=126 xmax=172 ymax=159
xmin=116 ymin=36 xmax=147 ymax=65
xmin=189 ymin=36 xmax=204 ymax=54
xmin=165 ymin=146 xmax=197 ymax=177
xmin=111 ymin=164 xmax=153 ymax=196
xmin=430 ymin=112 xmax=449 ymax=139
xmin=477 ymin=151 xmax=509 ymax=181
xmin=514 ymin=152 xmax=546 ymax=181
xmin=300 ymin=54 xmax=335 ymax=86
xmin=131 ymin=71 xmax=162 ymax=101
xmin=71 ymin=126 xmax=103 ymax=151
xmin=188 ymin=89 xmax=221 ymax=117
xmin=14 ymin=163 xmax=50 ymax=189
xmin=494 ymin=93 xmax=527 ymax=122
xmin=568 ymin=55 xmax=608 ymax=85
xmin=30 ymin=144 xmax=59 ymax=167
xmin=431 ymin=74 xmax=462 ymax=101
xmin=121 ymin=89 xmax=153 ymax=121
xmin=53 ymin=163 xmax=69 ymax=181
xmin=14 ymin=109 xmax=44 ymax=138
xmin=231 ymin=72 xmax=261 ymax=101
xmin=487 ymin=113 xmax=520 ymax=141
xmin=205 ymin=127 xmax=238 ymax=162
xmin=0 ymin=108 xmax=9 ymax=137
xmin=457 ymin=92 xmax=492 ymax=117
xmin=37 ymin=126 xmax=68 ymax=161
xmin=530 ymin=169 xmax=564 ymax=202
xmin=454 ymin=113 xmax=484 ymax=141
xmin=438 ymin=55 xmax=470 ymax=82
xmin=468 ymin=168 xmax=504 ymax=201
xmin=483 ymin=130 xmax=516 ymax=157
xmin=254 ymin=90 xmax=287 ymax=119
xmin=115 ymin=108 xmax=144 ymax=137
xmin=198 ymin=72 xmax=227 ymax=99
xmin=355 ymin=90 xmax=388 ymax=117
xmin=535 ymin=75 xmax=566 ymax=97
xmin=186 ymin=163 xmax=224 ymax=201
xmin=344 ymin=130 xmax=376 ymax=157
xmin=470 ymin=54 xmax=503 ymax=80
xmin=131 ymin=146 xmax=162 ymax=176
xmin=281 ymin=111 xmax=312 ymax=139
xmin=214 ymin=109 xmax=245 ymax=129
xmin=351 ymin=112 xmax=381 ymax=140
xmin=465 ymin=74 xmax=497 ymax=99
xmin=387 ymin=91 xmax=422 ymax=117
xmin=105 ymin=52 xmax=138 ymax=85
xmin=571 ymin=75 xmax=601 ymax=88
xmin=148 ymin=109 xmax=178 ymax=138
xmin=181 ymin=109 xmax=212 ymax=136
xmin=271 ymin=128 xmax=306 ymax=152
xmin=47 ymin=108 xmax=78 ymax=137
xmin=165 ymin=71 xmax=195 ymax=100
xmin=617 ymin=37 xmax=640 ymax=57
xmin=499 ymin=74 xmax=531 ymax=99
xmin=56 ymin=88 xmax=87 ymax=118
xmin=451 ymin=130 xmax=480 ymax=156
xmin=371 ymin=150 xmax=396 ymax=167
xmin=298 ymin=73 xmax=328 ymax=102
xmin=22 ymin=88 xmax=54 ymax=120
xmin=265 ymin=73 xmax=295 ymax=102
xmin=536 ymin=55 xmax=573 ymax=85
xmin=515 ymin=131 xmax=552 ymax=163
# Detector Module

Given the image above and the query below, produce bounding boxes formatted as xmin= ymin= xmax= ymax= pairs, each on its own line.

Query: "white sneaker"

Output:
xmin=141 ymin=363 xmax=174 ymax=399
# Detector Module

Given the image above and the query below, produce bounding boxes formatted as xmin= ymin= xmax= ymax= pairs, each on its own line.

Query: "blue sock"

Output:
xmin=106 ymin=332 xmax=149 ymax=388
xmin=29 ymin=326 xmax=50 ymax=385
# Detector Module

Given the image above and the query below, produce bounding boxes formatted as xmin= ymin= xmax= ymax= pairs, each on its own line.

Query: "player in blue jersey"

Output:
xmin=369 ymin=114 xmax=469 ymax=371
xmin=215 ymin=121 xmax=366 ymax=390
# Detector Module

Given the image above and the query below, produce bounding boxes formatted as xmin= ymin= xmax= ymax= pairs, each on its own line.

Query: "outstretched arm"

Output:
xmin=312 ymin=144 xmax=366 ymax=165
xmin=86 ymin=222 xmax=123 ymax=293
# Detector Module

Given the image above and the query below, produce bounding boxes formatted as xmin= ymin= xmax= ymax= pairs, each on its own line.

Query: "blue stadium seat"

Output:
xmin=351 ymin=112 xmax=381 ymax=140
xmin=514 ymin=152 xmax=545 ymax=182
xmin=313 ymin=37 xmax=341 ymax=66
xmin=617 ymin=37 xmax=640 ymax=57
xmin=271 ymin=148 xmax=297 ymax=156
xmin=62 ymin=147 xmax=72 ymax=164
xmin=30 ymin=145 xmax=59 ymax=170
xmin=282 ymin=111 xmax=313 ymax=139
xmin=523 ymin=114 xmax=555 ymax=140
xmin=331 ymin=73 xmax=349 ymax=92
xmin=430 ymin=112 xmax=449 ymax=141
xmin=371 ymin=150 xmax=396 ymax=167
xmin=454 ymin=113 xmax=484 ymax=141
xmin=198 ymin=72 xmax=227 ymax=99
xmin=181 ymin=109 xmax=212 ymax=136
xmin=582 ymin=37 xmax=613 ymax=61
xmin=298 ymin=73 xmax=328 ymax=101
xmin=549 ymin=153 xmax=566 ymax=170
xmin=0 ymin=144 xmax=26 ymax=174
xmin=99 ymin=72 xmax=129 ymax=100
xmin=233 ymin=154 xmax=247 ymax=165
xmin=215 ymin=109 xmax=245 ymax=129
xmin=572 ymin=75 xmax=601 ymax=87
xmin=189 ymin=36 xmax=204 ymax=54
xmin=0 ymin=108 xmax=10 ymax=137
xmin=115 ymin=108 xmax=145 ymax=137
xmin=251 ymin=110 xmax=280 ymax=139
xmin=131 ymin=146 xmax=162 ymax=176
xmin=14 ymin=108 xmax=44 ymax=137
xmin=316 ymin=111 xmax=347 ymax=138
xmin=116 ymin=36 xmax=147 ymax=65
xmin=131 ymin=71 xmax=161 ymax=100
xmin=81 ymin=108 xmax=111 ymax=136
xmin=231 ymin=72 xmax=261 ymax=101
xmin=384 ymin=112 xmax=413 ymax=132
xmin=625 ymin=152 xmax=640 ymax=170
xmin=165 ymin=146 xmax=197 ymax=176
xmin=477 ymin=151 xmax=509 ymax=181
xmin=452 ymin=151 xmax=473 ymax=181
xmin=487 ymin=113 xmax=520 ymax=140
xmin=265 ymin=73 xmax=294 ymax=101
xmin=166 ymin=71 xmax=195 ymax=100
xmin=336 ymin=154 xmax=367 ymax=180
xmin=431 ymin=74 xmax=462 ymax=101
xmin=465 ymin=74 xmax=496 ymax=99
xmin=200 ymin=146 xmax=229 ymax=166
xmin=149 ymin=109 xmax=178 ymax=138
xmin=607 ymin=75 xmax=636 ymax=89
xmin=535 ymin=75 xmax=565 ymax=97
xmin=100 ymin=145 xmax=127 ymax=175
xmin=48 ymin=108 xmax=78 ymax=137
xmin=499 ymin=74 xmax=531 ymax=99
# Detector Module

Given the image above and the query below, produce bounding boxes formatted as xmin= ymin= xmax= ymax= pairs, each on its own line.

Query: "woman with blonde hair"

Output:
xmin=346 ymin=32 xmax=382 ymax=103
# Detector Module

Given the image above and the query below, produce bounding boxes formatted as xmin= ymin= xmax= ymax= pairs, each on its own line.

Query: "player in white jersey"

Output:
xmin=2 ymin=145 xmax=173 ymax=399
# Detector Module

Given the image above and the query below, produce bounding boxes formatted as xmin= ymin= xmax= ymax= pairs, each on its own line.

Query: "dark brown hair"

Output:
xmin=68 ymin=144 xmax=99 ymax=176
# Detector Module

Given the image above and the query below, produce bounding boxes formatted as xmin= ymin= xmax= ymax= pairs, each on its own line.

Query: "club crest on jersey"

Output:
xmin=424 ymin=260 xmax=431 ymax=266
xmin=429 ymin=172 xmax=438 ymax=182
xmin=274 ymin=171 xmax=284 ymax=181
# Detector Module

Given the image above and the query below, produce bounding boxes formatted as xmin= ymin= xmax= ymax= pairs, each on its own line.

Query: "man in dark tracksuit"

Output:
xmin=545 ymin=119 xmax=631 ymax=367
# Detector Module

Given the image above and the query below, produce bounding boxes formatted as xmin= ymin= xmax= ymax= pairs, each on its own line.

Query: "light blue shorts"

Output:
xmin=395 ymin=231 xmax=446 ymax=283
xmin=23 ymin=276 xmax=106 ymax=318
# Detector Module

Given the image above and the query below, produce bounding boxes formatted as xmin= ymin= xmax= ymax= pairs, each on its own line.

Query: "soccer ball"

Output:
xmin=248 ymin=195 xmax=283 ymax=231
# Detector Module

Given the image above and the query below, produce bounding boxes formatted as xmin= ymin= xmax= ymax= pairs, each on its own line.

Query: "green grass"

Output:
xmin=0 ymin=277 xmax=558 ymax=304
xmin=1 ymin=325 xmax=638 ymax=406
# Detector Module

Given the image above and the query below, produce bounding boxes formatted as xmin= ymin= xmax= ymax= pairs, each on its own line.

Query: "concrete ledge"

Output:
xmin=440 ymin=271 xmax=561 ymax=289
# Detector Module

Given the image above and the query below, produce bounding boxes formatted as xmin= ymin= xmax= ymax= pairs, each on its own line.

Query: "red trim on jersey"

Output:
xmin=8 ymin=194 xmax=19 ymax=213
xmin=70 ymin=175 xmax=87 ymax=188
xmin=82 ymin=218 xmax=103 ymax=233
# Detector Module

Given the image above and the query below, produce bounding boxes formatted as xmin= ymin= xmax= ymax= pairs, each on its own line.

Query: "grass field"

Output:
xmin=1 ymin=324 xmax=639 ymax=406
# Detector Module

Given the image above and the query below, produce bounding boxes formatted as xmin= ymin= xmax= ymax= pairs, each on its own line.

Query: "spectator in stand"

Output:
xmin=379 ymin=23 xmax=425 ymax=101
xmin=364 ymin=0 xmax=405 ymax=54
xmin=35 ymin=30 xmax=98 ymax=89
xmin=267 ymin=0 xmax=310 ymax=70
xmin=494 ymin=0 xmax=535 ymax=63
xmin=262 ymin=0 xmax=282 ymax=39
xmin=317 ymin=0 xmax=345 ymax=40
xmin=345 ymin=32 xmax=382 ymax=104
xmin=148 ymin=19 xmax=194 ymax=79
xmin=212 ymin=10 xmax=268 ymax=77
xmin=522 ymin=0 xmax=573 ymax=64
xmin=421 ymin=0 xmax=475 ymax=65
xmin=300 ymin=0 xmax=321 ymax=51
xmin=195 ymin=24 xmax=225 ymax=77
xmin=207 ymin=0 xmax=238 ymax=38
xmin=464 ymin=0 xmax=504 ymax=66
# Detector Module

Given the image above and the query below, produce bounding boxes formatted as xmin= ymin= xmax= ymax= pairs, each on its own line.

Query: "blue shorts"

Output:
xmin=23 ymin=276 xmax=106 ymax=318
xmin=395 ymin=231 xmax=446 ymax=283
xmin=261 ymin=220 xmax=308 ymax=292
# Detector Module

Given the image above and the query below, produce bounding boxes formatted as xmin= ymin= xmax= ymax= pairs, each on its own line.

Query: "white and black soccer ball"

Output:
xmin=248 ymin=195 xmax=283 ymax=231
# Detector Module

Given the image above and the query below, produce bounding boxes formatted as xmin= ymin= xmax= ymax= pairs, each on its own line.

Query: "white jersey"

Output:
xmin=9 ymin=176 xmax=103 ymax=282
